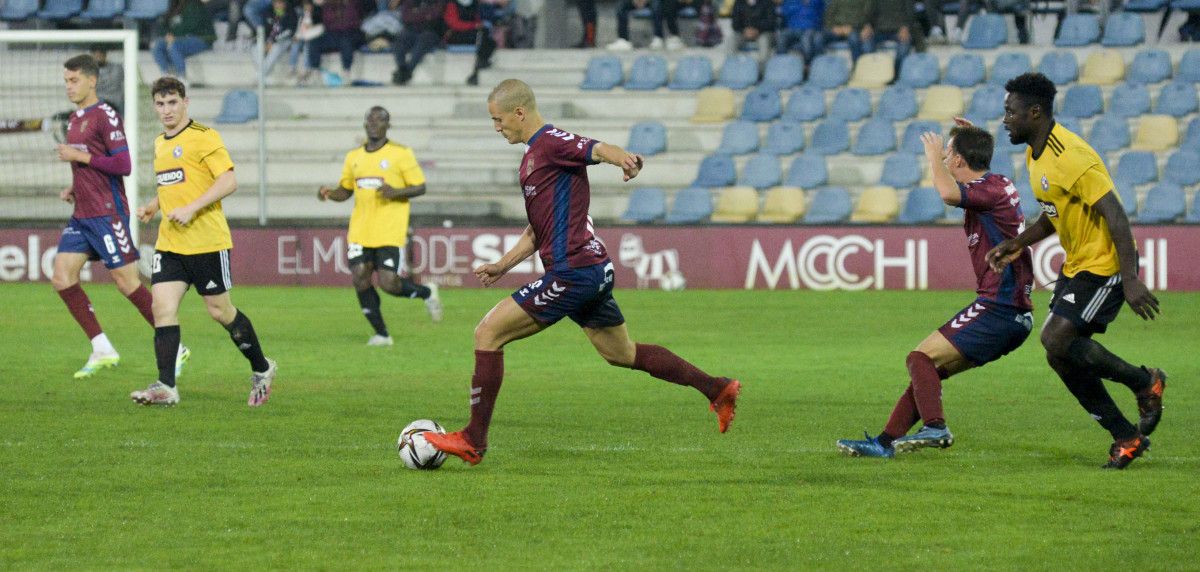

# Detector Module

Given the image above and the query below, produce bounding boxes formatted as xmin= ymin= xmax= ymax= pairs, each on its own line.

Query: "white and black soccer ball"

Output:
xmin=397 ymin=419 xmax=447 ymax=470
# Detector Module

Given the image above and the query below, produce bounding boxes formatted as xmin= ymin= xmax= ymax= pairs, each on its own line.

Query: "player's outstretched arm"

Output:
xmin=474 ymin=225 xmax=536 ymax=287
xmin=921 ymin=132 xmax=960 ymax=206
xmin=985 ymin=214 xmax=1054 ymax=273
xmin=1094 ymin=191 xmax=1159 ymax=320
xmin=378 ymin=182 xmax=426 ymax=200
xmin=318 ymin=185 xmax=353 ymax=202
xmin=591 ymin=142 xmax=644 ymax=182
xmin=137 ymin=197 xmax=160 ymax=223
xmin=167 ymin=169 xmax=237 ymax=226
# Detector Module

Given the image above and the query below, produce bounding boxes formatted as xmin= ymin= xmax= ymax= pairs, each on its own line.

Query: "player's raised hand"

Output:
xmin=59 ymin=187 xmax=74 ymax=204
xmin=920 ymin=132 xmax=944 ymax=161
xmin=474 ymin=263 xmax=506 ymax=287
xmin=621 ymin=153 xmax=644 ymax=182
xmin=952 ymin=117 xmax=975 ymax=129
xmin=1123 ymin=279 xmax=1160 ymax=320
xmin=985 ymin=240 xmax=1022 ymax=273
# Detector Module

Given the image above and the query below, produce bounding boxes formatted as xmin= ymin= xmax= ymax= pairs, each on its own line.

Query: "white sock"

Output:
xmin=91 ymin=333 xmax=116 ymax=355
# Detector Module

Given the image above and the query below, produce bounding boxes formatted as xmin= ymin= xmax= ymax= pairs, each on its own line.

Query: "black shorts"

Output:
xmin=348 ymin=243 xmax=407 ymax=274
xmin=151 ymin=249 xmax=232 ymax=296
xmin=1049 ymin=270 xmax=1123 ymax=335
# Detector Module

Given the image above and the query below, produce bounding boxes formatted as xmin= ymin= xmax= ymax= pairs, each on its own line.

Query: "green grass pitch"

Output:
xmin=1 ymin=283 xmax=1197 ymax=568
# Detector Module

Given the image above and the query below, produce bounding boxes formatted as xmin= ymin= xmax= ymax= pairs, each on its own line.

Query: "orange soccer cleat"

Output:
xmin=423 ymin=430 xmax=486 ymax=466
xmin=709 ymin=379 xmax=742 ymax=433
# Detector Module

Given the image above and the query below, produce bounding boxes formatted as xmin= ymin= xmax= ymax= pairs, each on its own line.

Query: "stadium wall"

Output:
xmin=0 ymin=226 xmax=1193 ymax=291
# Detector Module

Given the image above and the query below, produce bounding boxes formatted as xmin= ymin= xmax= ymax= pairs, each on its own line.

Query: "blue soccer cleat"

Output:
xmin=892 ymin=425 xmax=954 ymax=453
xmin=836 ymin=432 xmax=895 ymax=458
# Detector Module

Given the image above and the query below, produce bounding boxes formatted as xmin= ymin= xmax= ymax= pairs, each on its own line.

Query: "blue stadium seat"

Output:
xmin=803 ymin=187 xmax=853 ymax=224
xmin=1179 ymin=49 xmax=1200 ymax=83
xmin=1101 ymin=13 xmax=1145 ymax=47
xmin=717 ymin=54 xmax=759 ymax=89
xmin=1138 ymin=183 xmax=1185 ymax=223
xmin=1056 ymin=116 xmax=1083 ymax=136
xmin=1155 ymin=82 xmax=1199 ymax=117
xmin=717 ymin=120 xmax=761 ymax=155
xmin=1188 ymin=191 xmax=1200 ymax=223
xmin=944 ymin=54 xmax=986 ymax=87
xmin=665 ymin=187 xmax=714 ymax=224
xmin=1055 ymin=14 xmax=1101 ymax=46
xmin=740 ymin=153 xmax=783 ymax=189
xmin=993 ymin=123 xmax=1022 ymax=155
xmin=125 ymin=0 xmax=169 ymax=20
xmin=1089 ymin=115 xmax=1132 ymax=153
xmin=881 ymin=153 xmax=922 ymax=188
xmin=829 ymin=87 xmax=871 ymax=121
xmin=787 ymin=154 xmax=829 ymax=188
xmin=901 ymin=120 xmax=941 ymax=154
xmin=1165 ymin=150 xmax=1200 ymax=186
xmin=898 ymin=53 xmax=939 ymax=88
xmin=1116 ymin=150 xmax=1159 ymax=185
xmin=963 ymin=14 xmax=1007 ymax=49
xmin=853 ymin=119 xmax=897 ymax=156
xmin=810 ymin=119 xmax=850 ymax=155
xmin=1124 ymin=0 xmax=1168 ymax=10
xmin=1174 ymin=0 xmax=1200 ymax=10
xmin=741 ymin=87 xmax=782 ymax=122
xmin=1 ymin=0 xmax=39 ymax=19
xmin=1127 ymin=49 xmax=1172 ymax=84
xmin=626 ymin=121 xmax=667 ymax=156
xmin=807 ymin=54 xmax=850 ymax=89
xmin=1114 ymin=177 xmax=1139 ymax=217
xmin=37 ymin=0 xmax=82 ymax=19
xmin=898 ymin=187 xmax=946 ymax=224
xmin=1109 ymin=83 xmax=1151 ymax=118
xmin=1183 ymin=117 xmax=1200 ymax=151
xmin=693 ymin=154 xmax=737 ymax=187
xmin=1059 ymin=84 xmax=1104 ymax=118
xmin=668 ymin=56 xmax=714 ymax=90
xmin=763 ymin=121 xmax=806 ymax=155
xmin=1039 ymin=51 xmax=1079 ymax=85
xmin=1015 ymin=177 xmax=1042 ymax=221
xmin=579 ymin=56 xmax=622 ymax=90
xmin=79 ymin=0 xmax=124 ymax=19
xmin=783 ymin=85 xmax=826 ymax=121
xmin=215 ymin=90 xmax=258 ymax=124
xmin=621 ymin=188 xmax=667 ymax=223
xmin=968 ymin=85 xmax=1006 ymax=120
xmin=625 ymin=55 xmax=668 ymax=90
xmin=990 ymin=52 xmax=1032 ymax=85
xmin=990 ymin=151 xmax=1016 ymax=179
xmin=762 ymin=54 xmax=805 ymax=90
xmin=878 ymin=85 xmax=917 ymax=121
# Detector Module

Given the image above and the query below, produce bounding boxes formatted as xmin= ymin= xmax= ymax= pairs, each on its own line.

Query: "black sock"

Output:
xmin=876 ymin=433 xmax=895 ymax=448
xmin=389 ymin=279 xmax=430 ymax=300
xmin=925 ymin=421 xmax=946 ymax=430
xmin=1067 ymin=337 xmax=1152 ymax=393
xmin=223 ymin=310 xmax=270 ymax=373
xmin=154 ymin=326 xmax=181 ymax=388
xmin=1052 ymin=357 xmax=1138 ymax=440
xmin=356 ymin=287 xmax=389 ymax=336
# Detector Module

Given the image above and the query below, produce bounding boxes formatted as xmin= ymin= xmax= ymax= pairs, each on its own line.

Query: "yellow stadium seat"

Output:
xmin=690 ymin=87 xmax=737 ymax=124
xmin=1132 ymin=115 xmax=1179 ymax=151
xmin=1079 ymin=49 xmax=1125 ymax=85
xmin=851 ymin=185 xmax=900 ymax=223
xmin=710 ymin=186 xmax=760 ymax=223
xmin=918 ymin=85 xmax=964 ymax=121
xmin=848 ymin=53 xmax=895 ymax=88
xmin=757 ymin=186 xmax=807 ymax=223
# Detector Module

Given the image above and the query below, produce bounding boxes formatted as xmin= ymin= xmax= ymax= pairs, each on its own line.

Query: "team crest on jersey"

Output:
xmin=173 ymin=145 xmax=183 ymax=158
xmin=81 ymin=119 xmax=89 ymax=132
xmin=1040 ymin=175 xmax=1049 ymax=191
xmin=380 ymin=159 xmax=389 ymax=169
xmin=525 ymin=157 xmax=536 ymax=177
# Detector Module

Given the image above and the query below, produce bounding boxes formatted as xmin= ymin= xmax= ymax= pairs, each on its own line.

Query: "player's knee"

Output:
xmin=50 ymin=271 xmax=77 ymax=291
xmin=1040 ymin=331 xmax=1072 ymax=360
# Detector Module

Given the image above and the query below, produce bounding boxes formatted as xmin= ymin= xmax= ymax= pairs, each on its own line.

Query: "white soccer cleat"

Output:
xmin=75 ymin=351 xmax=120 ymax=379
xmin=367 ymin=334 xmax=394 ymax=346
xmin=424 ymin=283 xmax=443 ymax=323
xmin=130 ymin=381 xmax=179 ymax=406
xmin=248 ymin=358 xmax=277 ymax=407
xmin=175 ymin=345 xmax=191 ymax=378
xmin=606 ymin=38 xmax=633 ymax=51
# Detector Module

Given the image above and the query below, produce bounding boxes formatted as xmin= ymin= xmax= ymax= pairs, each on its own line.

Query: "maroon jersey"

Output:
xmin=65 ymin=101 xmax=129 ymax=218
xmin=519 ymin=124 xmax=609 ymax=269
xmin=959 ymin=173 xmax=1034 ymax=310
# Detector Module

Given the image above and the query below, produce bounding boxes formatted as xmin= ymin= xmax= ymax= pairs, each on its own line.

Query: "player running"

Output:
xmin=424 ymin=79 xmax=741 ymax=465
xmin=52 ymin=54 xmax=190 ymax=380
xmin=837 ymin=126 xmax=1035 ymax=459
xmin=318 ymin=106 xmax=442 ymax=346
xmin=986 ymin=73 xmax=1165 ymax=470
xmin=130 ymin=77 xmax=277 ymax=407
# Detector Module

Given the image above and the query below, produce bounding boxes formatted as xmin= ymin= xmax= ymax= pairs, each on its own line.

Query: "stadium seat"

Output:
xmin=852 ymin=119 xmax=897 ymax=156
xmin=690 ymin=87 xmax=736 ymax=123
xmin=990 ymin=52 xmax=1032 ymax=85
xmin=1138 ymin=183 xmax=1185 ymax=223
xmin=1187 ymin=191 xmax=1200 ymax=223
xmin=963 ymin=13 xmax=1007 ymax=49
xmin=809 ymin=119 xmax=850 ymax=155
xmin=830 ymin=88 xmax=871 ymax=121
xmin=79 ymin=0 xmax=125 ymax=19
xmin=1109 ymin=83 xmax=1151 ymax=118
xmin=716 ymin=54 xmax=759 ymax=89
xmin=1164 ymin=150 xmax=1200 ymax=186
xmin=1116 ymin=150 xmax=1159 ymax=185
xmin=1055 ymin=13 xmax=1101 ymax=46
xmin=787 ymin=153 xmax=829 ymax=188
xmin=1114 ymin=177 xmax=1139 ymax=217
xmin=881 ymin=153 xmax=922 ymax=188
xmin=944 ymin=54 xmax=986 ymax=88
xmin=1014 ymin=177 xmax=1042 ymax=221
xmin=783 ymin=85 xmax=826 ymax=121
xmin=1079 ymin=49 xmax=1125 ymax=85
xmin=620 ymin=188 xmax=667 ymax=223
xmin=967 ymin=85 xmax=1006 ymax=120
xmin=758 ymin=186 xmax=807 ymax=223
xmin=1101 ymin=13 xmax=1145 ymax=47
xmin=665 ymin=187 xmax=714 ymax=224
xmin=1179 ymin=49 xmax=1200 ymax=83
xmin=1038 ymin=51 xmax=1079 ymax=85
xmin=918 ymin=85 xmax=964 ymax=121
xmin=1132 ymin=115 xmax=1179 ymax=151
xmin=1154 ymin=82 xmax=1199 ymax=117
xmin=902 ymin=120 xmax=941 ymax=154
xmin=125 ymin=0 xmax=168 ymax=19
xmin=37 ymin=0 xmax=82 ymax=19
xmin=848 ymin=52 xmax=895 ymax=88
xmin=710 ymin=186 xmax=761 ymax=223
xmin=1089 ymin=115 xmax=1132 ymax=153
xmin=0 ymin=0 xmax=39 ymax=19
xmin=898 ymin=187 xmax=946 ymax=224
xmin=851 ymin=186 xmax=900 ymax=223
xmin=804 ymin=187 xmax=853 ymax=223
xmin=1059 ymin=84 xmax=1104 ymax=118
xmin=1124 ymin=0 xmax=1168 ymax=10
xmin=877 ymin=85 xmax=917 ymax=121
xmin=741 ymin=87 xmax=783 ymax=122
xmin=763 ymin=121 xmax=806 ymax=155
xmin=626 ymin=121 xmax=667 ymax=156
xmin=693 ymin=154 xmax=737 ymax=187
xmin=625 ymin=55 xmax=668 ymax=90
xmin=1127 ymin=49 xmax=1171 ymax=84
xmin=992 ymin=123 xmax=1022 ymax=155
xmin=215 ymin=90 xmax=259 ymax=124
xmin=897 ymin=53 xmax=939 ymax=88
xmin=807 ymin=55 xmax=851 ymax=89
xmin=717 ymin=120 xmax=761 ymax=155
xmin=740 ymin=154 xmax=783 ymax=189
xmin=1057 ymin=116 xmax=1084 ymax=136
xmin=762 ymin=54 xmax=805 ymax=90
xmin=668 ymin=56 xmax=714 ymax=90
xmin=1186 ymin=117 xmax=1200 ymax=151
xmin=580 ymin=56 xmax=622 ymax=90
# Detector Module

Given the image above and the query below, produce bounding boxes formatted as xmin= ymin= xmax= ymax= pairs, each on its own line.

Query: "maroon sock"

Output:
xmin=907 ymin=351 xmax=945 ymax=426
xmin=463 ymin=350 xmax=504 ymax=449
xmin=632 ymin=343 xmax=725 ymax=401
xmin=883 ymin=384 xmax=920 ymax=440
xmin=124 ymin=285 xmax=155 ymax=326
xmin=58 ymin=284 xmax=103 ymax=340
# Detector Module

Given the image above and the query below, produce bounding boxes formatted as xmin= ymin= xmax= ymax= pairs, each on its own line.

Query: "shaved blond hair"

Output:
xmin=488 ymin=79 xmax=537 ymax=113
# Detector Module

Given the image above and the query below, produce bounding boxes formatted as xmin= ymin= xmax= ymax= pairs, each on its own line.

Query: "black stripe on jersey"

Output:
xmin=1046 ymin=134 xmax=1064 ymax=156
xmin=188 ymin=122 xmax=210 ymax=132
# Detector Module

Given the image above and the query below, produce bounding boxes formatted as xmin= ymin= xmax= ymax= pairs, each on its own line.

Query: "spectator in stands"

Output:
xmin=259 ymin=0 xmax=300 ymax=78
xmin=444 ymin=0 xmax=479 ymax=46
xmin=575 ymin=0 xmax=597 ymax=47
xmin=151 ymin=0 xmax=217 ymax=82
xmin=730 ymin=0 xmax=778 ymax=61
xmin=89 ymin=45 xmax=124 ymax=114
xmin=304 ymin=0 xmax=367 ymax=85
xmin=776 ymin=0 xmax=824 ymax=64
xmin=606 ymin=0 xmax=684 ymax=50
xmin=862 ymin=0 xmax=916 ymax=74
xmin=392 ymin=0 xmax=447 ymax=85
xmin=814 ymin=0 xmax=867 ymax=61
xmin=467 ymin=0 xmax=511 ymax=86
xmin=958 ymin=0 xmax=1029 ymax=44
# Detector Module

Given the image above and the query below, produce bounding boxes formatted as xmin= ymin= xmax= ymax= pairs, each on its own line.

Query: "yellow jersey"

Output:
xmin=339 ymin=141 xmax=426 ymax=248
xmin=153 ymin=120 xmax=234 ymax=254
xmin=1026 ymin=123 xmax=1122 ymax=277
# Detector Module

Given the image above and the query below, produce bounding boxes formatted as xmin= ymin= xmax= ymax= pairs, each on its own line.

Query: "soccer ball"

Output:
xmin=397 ymin=419 xmax=447 ymax=470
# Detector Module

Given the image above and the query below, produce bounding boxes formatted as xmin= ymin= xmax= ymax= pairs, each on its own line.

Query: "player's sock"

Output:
xmin=1051 ymin=357 xmax=1138 ymax=440
xmin=876 ymin=433 xmax=896 ymax=448
xmin=58 ymin=283 xmax=103 ymax=340
xmin=155 ymin=325 xmax=181 ymax=387
xmin=883 ymin=384 xmax=920 ymax=440
xmin=1067 ymin=337 xmax=1152 ymax=393
xmin=464 ymin=350 xmax=504 ymax=448
xmin=356 ymin=287 xmax=389 ymax=337
xmin=389 ymin=278 xmax=430 ymax=300
xmin=632 ymin=343 xmax=725 ymax=401
xmin=906 ymin=351 xmax=945 ymax=426
xmin=124 ymin=285 xmax=155 ymax=326
xmin=91 ymin=332 xmax=116 ymax=355
xmin=223 ymin=310 xmax=271 ymax=373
